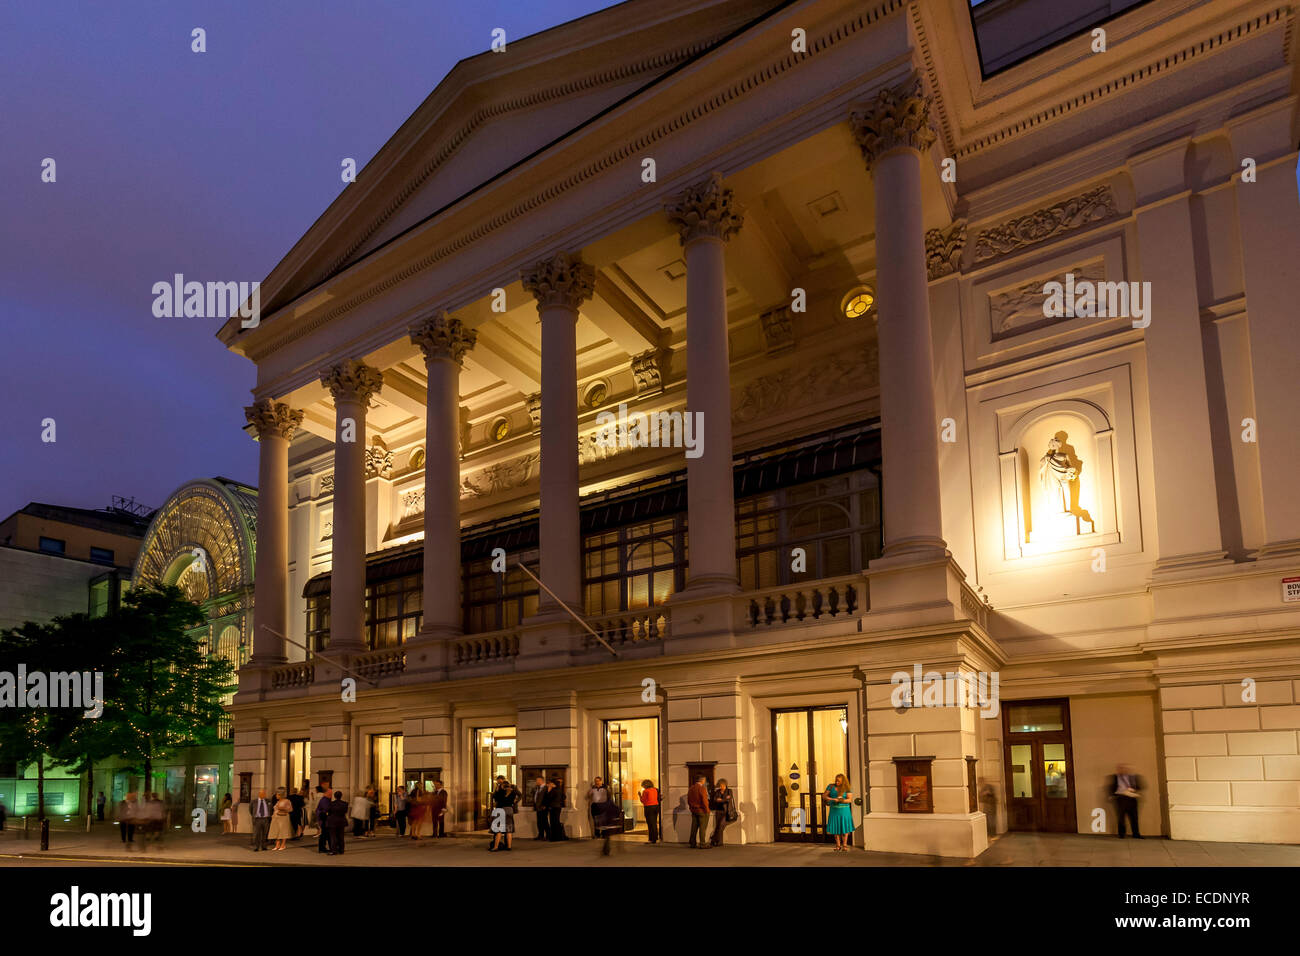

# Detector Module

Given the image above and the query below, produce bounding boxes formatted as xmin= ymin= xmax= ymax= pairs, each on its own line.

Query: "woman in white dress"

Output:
xmin=268 ymin=788 xmax=293 ymax=850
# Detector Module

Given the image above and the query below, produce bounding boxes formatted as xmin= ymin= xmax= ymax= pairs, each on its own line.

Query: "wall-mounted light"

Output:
xmin=841 ymin=286 xmax=875 ymax=319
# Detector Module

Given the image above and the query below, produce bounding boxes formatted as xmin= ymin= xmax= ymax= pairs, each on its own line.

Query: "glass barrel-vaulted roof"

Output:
xmin=132 ymin=478 xmax=257 ymax=602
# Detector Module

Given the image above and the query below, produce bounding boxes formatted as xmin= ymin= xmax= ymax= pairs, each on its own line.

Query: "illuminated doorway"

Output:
xmin=603 ymin=717 xmax=659 ymax=832
xmin=285 ymin=739 xmax=311 ymax=793
xmin=1003 ymin=699 xmax=1075 ymax=832
xmin=773 ymin=705 xmax=851 ymax=843
xmin=369 ymin=733 xmax=403 ymax=820
xmin=474 ymin=726 xmax=517 ymax=829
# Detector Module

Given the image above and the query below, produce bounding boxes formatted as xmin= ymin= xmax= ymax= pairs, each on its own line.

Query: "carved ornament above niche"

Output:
xmin=972 ymin=186 xmax=1119 ymax=264
xmin=988 ymin=260 xmax=1106 ymax=339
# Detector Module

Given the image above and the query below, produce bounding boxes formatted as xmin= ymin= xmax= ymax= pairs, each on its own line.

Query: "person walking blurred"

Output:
xmin=118 ymin=792 xmax=138 ymax=849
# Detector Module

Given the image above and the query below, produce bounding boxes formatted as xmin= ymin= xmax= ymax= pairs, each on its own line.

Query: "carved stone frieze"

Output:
xmin=526 ymin=393 xmax=542 ymax=429
xmin=664 ymin=172 xmax=744 ymax=245
xmin=732 ymin=348 xmax=876 ymax=425
xmin=849 ymin=74 xmax=937 ymax=171
xmin=972 ymin=186 xmax=1118 ymax=264
xmin=988 ymin=261 xmax=1107 ymax=337
xmin=460 ymin=452 xmax=541 ymax=499
xmin=631 ymin=348 xmax=671 ymax=394
xmin=925 ymin=219 xmax=966 ymax=280
xmin=401 ymin=488 xmax=425 ymax=519
xmin=364 ymin=445 xmax=394 ymax=479
xmin=759 ymin=306 xmax=795 ymax=354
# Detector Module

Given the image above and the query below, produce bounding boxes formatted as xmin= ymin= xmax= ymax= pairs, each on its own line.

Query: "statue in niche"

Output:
xmin=1038 ymin=436 xmax=1077 ymax=512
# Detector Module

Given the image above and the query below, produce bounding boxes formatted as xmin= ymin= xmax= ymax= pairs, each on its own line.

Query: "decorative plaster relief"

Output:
xmin=972 ymin=186 xmax=1118 ymax=264
xmin=988 ymin=260 xmax=1106 ymax=339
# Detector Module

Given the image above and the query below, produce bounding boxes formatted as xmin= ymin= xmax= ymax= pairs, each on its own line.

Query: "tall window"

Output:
xmin=306 ymin=596 xmax=330 ymax=652
xmin=583 ymin=516 xmax=686 ymax=616
xmin=736 ymin=470 xmax=881 ymax=590
xmin=463 ymin=548 xmax=539 ymax=633
xmin=366 ymin=573 xmax=421 ymax=649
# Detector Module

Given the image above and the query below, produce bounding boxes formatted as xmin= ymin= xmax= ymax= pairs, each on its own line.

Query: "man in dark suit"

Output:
xmin=1107 ymin=764 xmax=1143 ymax=838
xmin=250 ymin=789 xmax=272 ymax=852
xmin=326 ymin=791 xmax=349 ymax=855
xmin=315 ymin=787 xmax=332 ymax=854
xmin=429 ymin=780 xmax=448 ymax=838
xmin=544 ymin=777 xmax=566 ymax=840
xmin=532 ymin=775 xmax=549 ymax=841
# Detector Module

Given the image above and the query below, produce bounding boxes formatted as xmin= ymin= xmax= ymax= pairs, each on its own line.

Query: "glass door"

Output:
xmin=370 ymin=733 xmax=403 ymax=819
xmin=604 ymin=718 xmax=659 ymax=832
xmin=773 ymin=705 xmax=851 ymax=843
xmin=1002 ymin=699 xmax=1075 ymax=832
xmin=474 ymin=726 xmax=517 ymax=829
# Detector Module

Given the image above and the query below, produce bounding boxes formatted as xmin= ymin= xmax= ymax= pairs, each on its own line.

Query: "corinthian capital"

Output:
xmin=521 ymin=252 xmax=595 ymax=311
xmin=665 ymin=172 xmax=744 ymax=245
xmin=244 ymin=399 xmax=304 ymax=441
xmin=410 ymin=310 xmax=477 ymax=366
xmin=321 ymin=359 xmax=384 ymax=406
xmin=849 ymin=74 xmax=937 ymax=171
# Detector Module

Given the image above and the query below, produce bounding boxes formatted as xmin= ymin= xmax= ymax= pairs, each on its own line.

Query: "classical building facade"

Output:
xmin=218 ymin=0 xmax=1300 ymax=855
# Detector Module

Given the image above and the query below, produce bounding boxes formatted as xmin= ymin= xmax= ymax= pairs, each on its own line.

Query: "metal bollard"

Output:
xmin=40 ymin=818 xmax=49 ymax=851
xmin=23 ymin=815 xmax=29 ymax=839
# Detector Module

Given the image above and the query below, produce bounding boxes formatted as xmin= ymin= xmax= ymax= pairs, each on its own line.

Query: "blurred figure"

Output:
xmin=289 ymin=786 xmax=306 ymax=838
xmin=1108 ymin=764 xmax=1143 ymax=839
xmin=219 ymin=793 xmax=233 ymax=833
xmin=587 ymin=776 xmax=609 ymax=839
xmin=144 ymin=792 xmax=166 ymax=847
xmin=118 ymin=792 xmax=138 ymax=848
xmin=429 ymin=780 xmax=448 ymax=838
xmin=96 ymin=791 xmax=106 ymax=821
xmin=544 ymin=776 xmax=567 ymax=840
xmin=349 ymin=789 xmax=372 ymax=838
xmin=595 ymin=793 xmax=622 ymax=856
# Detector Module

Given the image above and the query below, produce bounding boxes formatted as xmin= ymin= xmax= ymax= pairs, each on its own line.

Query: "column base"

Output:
xmin=518 ymin=609 xmax=581 ymax=668
xmin=665 ymin=583 xmax=738 ymax=648
xmin=401 ymin=628 xmax=458 ymax=680
xmin=1152 ymin=549 xmax=1231 ymax=574
xmin=861 ymin=811 xmax=989 ymax=858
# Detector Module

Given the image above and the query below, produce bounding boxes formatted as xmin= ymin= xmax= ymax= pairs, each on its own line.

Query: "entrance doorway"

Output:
xmin=1002 ymin=699 xmax=1076 ymax=832
xmin=603 ymin=717 xmax=659 ymax=832
xmin=772 ymin=705 xmax=851 ymax=843
xmin=369 ymin=733 xmax=403 ymax=820
xmin=473 ymin=726 xmax=517 ymax=829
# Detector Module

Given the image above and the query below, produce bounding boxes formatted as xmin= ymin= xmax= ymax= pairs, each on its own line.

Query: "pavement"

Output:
xmin=1 ymin=823 xmax=1296 ymax=866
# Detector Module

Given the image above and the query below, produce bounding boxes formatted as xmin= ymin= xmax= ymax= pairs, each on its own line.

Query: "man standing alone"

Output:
xmin=1108 ymin=764 xmax=1143 ymax=839
xmin=532 ymin=775 xmax=549 ymax=841
xmin=250 ymin=789 xmax=272 ymax=852
xmin=688 ymin=776 xmax=711 ymax=849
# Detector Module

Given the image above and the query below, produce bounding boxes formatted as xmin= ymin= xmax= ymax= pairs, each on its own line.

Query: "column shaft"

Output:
xmin=244 ymin=399 xmax=302 ymax=665
xmin=539 ymin=303 xmax=581 ymax=607
xmin=331 ymin=395 xmax=368 ymax=650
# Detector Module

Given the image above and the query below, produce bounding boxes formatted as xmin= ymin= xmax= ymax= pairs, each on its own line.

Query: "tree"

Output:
xmin=97 ymin=586 xmax=233 ymax=797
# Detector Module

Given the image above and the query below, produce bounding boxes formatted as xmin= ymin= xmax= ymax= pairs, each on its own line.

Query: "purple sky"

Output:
xmin=0 ymin=0 xmax=614 ymax=518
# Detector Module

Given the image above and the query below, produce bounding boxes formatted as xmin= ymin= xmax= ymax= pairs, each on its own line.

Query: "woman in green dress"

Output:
xmin=823 ymin=773 xmax=854 ymax=851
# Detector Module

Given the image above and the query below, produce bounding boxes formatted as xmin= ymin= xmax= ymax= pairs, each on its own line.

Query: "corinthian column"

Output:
xmin=522 ymin=251 xmax=594 ymax=610
xmin=410 ymin=311 xmax=477 ymax=637
xmin=851 ymin=75 xmax=947 ymax=559
xmin=244 ymin=399 xmax=303 ymax=665
xmin=321 ymin=359 xmax=384 ymax=651
xmin=666 ymin=172 xmax=743 ymax=592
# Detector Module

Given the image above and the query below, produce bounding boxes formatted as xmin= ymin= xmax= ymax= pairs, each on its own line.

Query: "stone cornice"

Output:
xmin=950 ymin=5 xmax=1292 ymax=160
xmin=244 ymin=400 xmax=303 ymax=441
xmin=234 ymin=0 xmax=909 ymax=365
xmin=321 ymin=359 xmax=384 ymax=406
xmin=409 ymin=310 xmax=476 ymax=366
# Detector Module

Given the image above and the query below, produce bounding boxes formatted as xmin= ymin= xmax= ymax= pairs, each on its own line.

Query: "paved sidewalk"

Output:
xmin=2 ymin=824 xmax=1296 ymax=867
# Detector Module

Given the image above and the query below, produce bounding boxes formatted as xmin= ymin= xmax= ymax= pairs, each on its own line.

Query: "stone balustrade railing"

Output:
xmin=355 ymin=647 xmax=406 ymax=680
xmin=583 ymin=608 xmax=669 ymax=650
xmin=453 ymin=632 xmax=521 ymax=665
xmin=270 ymin=662 xmax=314 ymax=689
xmin=739 ymin=575 xmax=864 ymax=629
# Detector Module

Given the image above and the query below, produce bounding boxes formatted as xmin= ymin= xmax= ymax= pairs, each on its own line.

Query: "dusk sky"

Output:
xmin=0 ymin=0 xmax=614 ymax=518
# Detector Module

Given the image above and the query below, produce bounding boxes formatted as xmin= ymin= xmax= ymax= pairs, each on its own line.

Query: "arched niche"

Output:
xmin=997 ymin=399 xmax=1120 ymax=558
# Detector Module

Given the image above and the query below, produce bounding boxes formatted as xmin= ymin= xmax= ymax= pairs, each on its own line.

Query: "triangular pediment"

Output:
xmin=258 ymin=0 xmax=784 ymax=317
